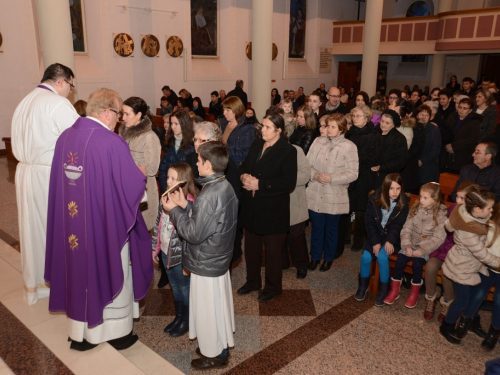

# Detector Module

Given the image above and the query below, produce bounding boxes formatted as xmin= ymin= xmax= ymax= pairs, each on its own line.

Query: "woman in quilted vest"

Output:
xmin=306 ymin=113 xmax=359 ymax=272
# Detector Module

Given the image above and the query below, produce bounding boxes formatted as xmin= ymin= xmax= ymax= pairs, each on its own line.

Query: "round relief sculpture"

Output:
xmin=167 ymin=36 xmax=183 ymax=57
xmin=114 ymin=33 xmax=134 ymax=57
xmin=245 ymin=42 xmax=278 ymax=61
xmin=141 ymin=34 xmax=160 ymax=57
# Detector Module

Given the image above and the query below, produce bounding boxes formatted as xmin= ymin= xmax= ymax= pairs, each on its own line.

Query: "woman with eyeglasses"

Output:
xmin=441 ymin=97 xmax=482 ymax=174
xmin=120 ymin=96 xmax=161 ymax=230
xmin=345 ymin=105 xmax=383 ymax=252
xmin=219 ymin=96 xmax=256 ymax=165
xmin=158 ymin=110 xmax=195 ymax=194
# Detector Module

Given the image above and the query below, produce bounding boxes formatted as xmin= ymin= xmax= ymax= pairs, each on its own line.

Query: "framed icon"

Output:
xmin=113 ymin=33 xmax=134 ymax=57
xmin=141 ymin=34 xmax=160 ymax=57
xmin=166 ymin=36 xmax=183 ymax=57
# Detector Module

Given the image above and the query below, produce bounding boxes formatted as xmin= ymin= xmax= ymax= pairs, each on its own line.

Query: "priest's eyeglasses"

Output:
xmin=109 ymin=108 xmax=123 ymax=116
xmin=64 ymin=79 xmax=75 ymax=91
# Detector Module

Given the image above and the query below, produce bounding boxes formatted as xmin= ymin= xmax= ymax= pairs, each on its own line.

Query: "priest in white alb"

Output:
xmin=11 ymin=63 xmax=79 ymax=305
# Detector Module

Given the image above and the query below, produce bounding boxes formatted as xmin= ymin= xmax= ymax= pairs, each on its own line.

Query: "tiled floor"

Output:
xmin=0 ymin=155 xmax=499 ymax=374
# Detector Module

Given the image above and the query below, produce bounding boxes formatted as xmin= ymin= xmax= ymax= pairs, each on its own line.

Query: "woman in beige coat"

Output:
xmin=440 ymin=186 xmax=500 ymax=344
xmin=282 ymin=145 xmax=310 ymax=279
xmin=306 ymin=113 xmax=358 ymax=272
xmin=120 ymin=97 xmax=161 ymax=230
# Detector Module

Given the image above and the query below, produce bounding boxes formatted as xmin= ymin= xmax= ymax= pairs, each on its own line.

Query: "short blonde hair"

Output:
xmin=86 ymin=88 xmax=123 ymax=117
xmin=351 ymin=105 xmax=372 ymax=122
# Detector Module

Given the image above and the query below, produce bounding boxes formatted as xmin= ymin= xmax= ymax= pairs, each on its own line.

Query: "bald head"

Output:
xmin=327 ymin=87 xmax=341 ymax=106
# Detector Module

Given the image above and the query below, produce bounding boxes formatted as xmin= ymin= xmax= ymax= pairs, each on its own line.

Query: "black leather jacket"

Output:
xmin=289 ymin=126 xmax=317 ymax=155
xmin=170 ymin=173 xmax=238 ymax=277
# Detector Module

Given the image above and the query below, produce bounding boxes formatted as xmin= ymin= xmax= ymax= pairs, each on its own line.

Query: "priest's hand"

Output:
xmin=168 ymin=188 xmax=188 ymax=209
xmin=152 ymin=251 xmax=159 ymax=265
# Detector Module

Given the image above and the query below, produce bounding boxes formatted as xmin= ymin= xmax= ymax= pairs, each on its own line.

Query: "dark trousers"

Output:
xmin=282 ymin=221 xmax=310 ymax=271
xmin=392 ymin=253 xmax=426 ymax=284
xmin=244 ymin=230 xmax=286 ymax=295
xmin=352 ymin=210 xmax=366 ymax=246
xmin=309 ymin=210 xmax=340 ymax=262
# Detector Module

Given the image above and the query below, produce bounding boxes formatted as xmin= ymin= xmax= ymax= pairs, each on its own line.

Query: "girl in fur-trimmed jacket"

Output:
xmin=384 ymin=182 xmax=447 ymax=308
xmin=152 ymin=163 xmax=198 ymax=338
xmin=440 ymin=185 xmax=500 ymax=345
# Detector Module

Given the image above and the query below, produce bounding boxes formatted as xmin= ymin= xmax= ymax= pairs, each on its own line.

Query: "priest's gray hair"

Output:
xmin=87 ymin=88 xmax=123 ymax=117
xmin=193 ymin=121 xmax=222 ymax=142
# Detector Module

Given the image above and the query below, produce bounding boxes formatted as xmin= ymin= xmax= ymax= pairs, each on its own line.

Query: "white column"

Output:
xmin=360 ymin=0 xmax=383 ymax=96
xmin=429 ymin=0 xmax=453 ymax=89
xmin=36 ymin=0 xmax=76 ymax=86
xmin=251 ymin=0 xmax=273 ymax=120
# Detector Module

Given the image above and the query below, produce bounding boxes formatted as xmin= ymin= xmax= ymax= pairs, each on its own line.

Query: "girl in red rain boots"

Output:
xmin=384 ymin=183 xmax=447 ymax=308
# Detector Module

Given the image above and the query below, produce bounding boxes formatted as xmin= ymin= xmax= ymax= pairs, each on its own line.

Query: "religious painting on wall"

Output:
xmin=166 ymin=36 xmax=184 ymax=57
xmin=69 ymin=0 xmax=87 ymax=53
xmin=190 ymin=0 xmax=217 ymax=56
xmin=113 ymin=33 xmax=134 ymax=57
xmin=141 ymin=34 xmax=160 ymax=57
xmin=289 ymin=0 xmax=306 ymax=58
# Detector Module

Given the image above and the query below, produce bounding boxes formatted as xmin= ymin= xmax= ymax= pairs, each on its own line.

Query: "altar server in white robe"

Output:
xmin=11 ymin=63 xmax=79 ymax=305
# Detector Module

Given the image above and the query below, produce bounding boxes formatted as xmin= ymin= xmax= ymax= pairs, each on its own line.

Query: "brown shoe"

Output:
xmin=438 ymin=296 xmax=454 ymax=323
xmin=423 ymin=294 xmax=437 ymax=320
xmin=191 ymin=353 xmax=229 ymax=370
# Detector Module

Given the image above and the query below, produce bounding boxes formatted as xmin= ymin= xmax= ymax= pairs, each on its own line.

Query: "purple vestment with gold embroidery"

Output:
xmin=45 ymin=117 xmax=153 ymax=328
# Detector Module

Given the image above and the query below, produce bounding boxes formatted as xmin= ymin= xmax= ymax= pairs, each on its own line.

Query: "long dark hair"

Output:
xmin=376 ymin=173 xmax=406 ymax=210
xmin=165 ymin=110 xmax=194 ymax=154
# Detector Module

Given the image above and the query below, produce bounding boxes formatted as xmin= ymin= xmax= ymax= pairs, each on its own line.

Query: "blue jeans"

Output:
xmin=308 ymin=210 xmax=340 ymax=262
xmin=462 ymin=272 xmax=500 ymax=328
xmin=444 ymin=281 xmax=480 ymax=325
xmin=161 ymin=252 xmax=190 ymax=305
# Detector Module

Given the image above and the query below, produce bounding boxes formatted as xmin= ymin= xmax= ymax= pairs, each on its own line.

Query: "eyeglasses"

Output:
xmin=328 ymin=94 xmax=341 ymax=98
xmin=108 ymin=108 xmax=122 ymax=116
xmin=64 ymin=79 xmax=75 ymax=91
xmin=319 ymin=125 xmax=327 ymax=128
xmin=193 ymin=138 xmax=210 ymax=144
xmin=352 ymin=115 xmax=364 ymax=119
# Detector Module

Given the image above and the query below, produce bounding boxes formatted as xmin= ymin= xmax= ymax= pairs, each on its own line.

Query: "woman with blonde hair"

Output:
xmin=219 ymin=96 xmax=256 ymax=165
xmin=288 ymin=105 xmax=317 ymax=154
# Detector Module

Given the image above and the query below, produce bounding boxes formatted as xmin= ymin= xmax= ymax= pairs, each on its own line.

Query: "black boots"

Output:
xmin=375 ymin=282 xmax=390 ymax=307
xmin=164 ymin=301 xmax=182 ymax=333
xmin=468 ymin=315 xmax=487 ymax=339
xmin=319 ymin=261 xmax=333 ymax=272
xmin=481 ymin=325 xmax=500 ymax=351
xmin=452 ymin=315 xmax=473 ymax=340
xmin=308 ymin=260 xmax=320 ymax=271
xmin=170 ymin=304 xmax=189 ymax=337
xmin=355 ymin=275 xmax=370 ymax=301
xmin=440 ymin=321 xmax=461 ymax=345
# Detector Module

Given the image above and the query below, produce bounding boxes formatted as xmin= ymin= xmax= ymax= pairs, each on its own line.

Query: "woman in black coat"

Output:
xmin=271 ymin=88 xmax=282 ymax=106
xmin=371 ymin=110 xmax=409 ymax=186
xmin=400 ymin=117 xmax=426 ymax=194
xmin=288 ymin=105 xmax=317 ymax=154
xmin=417 ymin=105 xmax=442 ymax=185
xmin=345 ymin=105 xmax=383 ymax=251
xmin=237 ymin=113 xmax=297 ymax=302
xmin=441 ymin=97 xmax=482 ymax=174
xmin=192 ymin=97 xmax=206 ymax=119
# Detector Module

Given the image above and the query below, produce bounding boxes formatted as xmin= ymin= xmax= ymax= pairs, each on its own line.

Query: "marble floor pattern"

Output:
xmin=0 ymin=155 xmax=499 ymax=374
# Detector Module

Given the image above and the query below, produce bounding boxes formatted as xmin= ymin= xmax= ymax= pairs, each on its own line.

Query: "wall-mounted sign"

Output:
xmin=113 ymin=33 xmax=134 ymax=57
xmin=166 ymin=36 xmax=183 ymax=57
xmin=141 ymin=34 xmax=160 ymax=57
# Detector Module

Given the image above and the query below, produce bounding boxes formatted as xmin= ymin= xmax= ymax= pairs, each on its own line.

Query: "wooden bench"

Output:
xmin=151 ymin=115 xmax=165 ymax=129
xmin=440 ymin=172 xmax=459 ymax=203
xmin=368 ymin=191 xmax=494 ymax=302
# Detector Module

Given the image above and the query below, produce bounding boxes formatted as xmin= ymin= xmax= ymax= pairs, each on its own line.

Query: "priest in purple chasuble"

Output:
xmin=45 ymin=88 xmax=153 ymax=351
